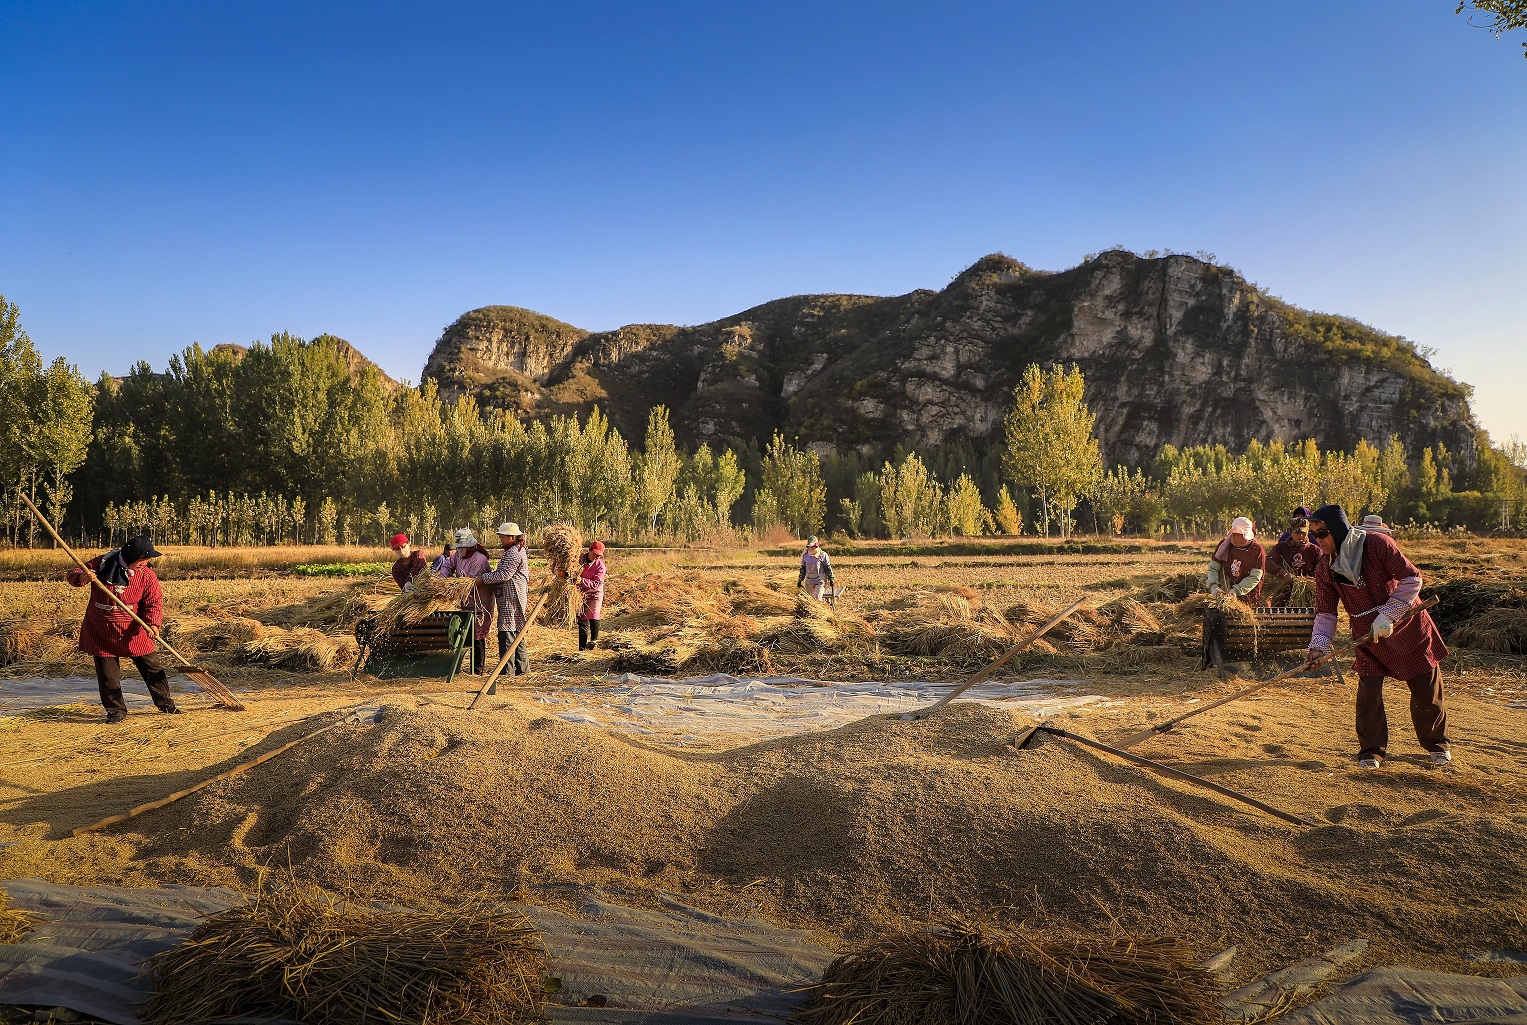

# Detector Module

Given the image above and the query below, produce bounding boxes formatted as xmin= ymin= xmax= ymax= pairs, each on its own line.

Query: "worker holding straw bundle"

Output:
xmin=798 ymin=536 xmax=835 ymax=601
xmin=576 ymin=541 xmax=606 ymax=650
xmin=481 ymin=522 xmax=531 ymax=675
xmin=1205 ymin=517 xmax=1265 ymax=604
xmin=65 ymin=534 xmax=179 ymax=722
xmin=439 ymin=527 xmax=493 ymax=673
xmin=1305 ymin=504 xmax=1452 ymax=768
xmin=1268 ymin=517 xmax=1321 ymax=578
xmin=388 ymin=533 xmax=428 ymax=591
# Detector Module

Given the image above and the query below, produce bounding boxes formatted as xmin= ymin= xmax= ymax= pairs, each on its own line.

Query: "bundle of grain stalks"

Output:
xmin=797 ymin=919 xmax=1216 ymax=1025
xmin=722 ymin=579 xmax=798 ymax=616
xmin=141 ymin=883 xmax=545 ymax=1025
xmin=189 ymin=617 xmax=268 ymax=652
xmin=0 ymin=890 xmax=41 ymax=945
xmin=882 ymin=593 xmax=1017 ymax=659
xmin=1140 ymin=572 xmax=1207 ymax=604
xmin=1450 ymin=607 xmax=1527 ymax=654
xmin=685 ymin=639 xmax=773 ymax=676
xmin=605 ymin=571 xmax=732 ymax=627
xmin=609 ymin=644 xmax=687 ymax=676
xmin=276 ymin=581 xmax=392 ymax=630
xmin=0 ymin=620 xmax=45 ymax=665
xmin=373 ymin=574 xmax=480 ymax=635
xmin=240 ymin=627 xmax=359 ymax=672
xmin=541 ymin=523 xmax=586 ymax=628
xmin=1262 ymin=574 xmax=1317 ymax=610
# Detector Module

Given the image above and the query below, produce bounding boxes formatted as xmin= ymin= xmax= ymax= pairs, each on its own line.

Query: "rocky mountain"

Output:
xmin=419 ymin=252 xmax=1479 ymax=467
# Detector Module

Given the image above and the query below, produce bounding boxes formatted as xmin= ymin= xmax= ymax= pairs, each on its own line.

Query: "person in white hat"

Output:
xmin=797 ymin=535 xmax=835 ymax=601
xmin=438 ymin=527 xmax=493 ymax=672
xmin=481 ymin=521 xmax=530 ymax=676
xmin=1360 ymin=514 xmax=1393 ymax=535
xmin=1205 ymin=516 xmax=1266 ymax=603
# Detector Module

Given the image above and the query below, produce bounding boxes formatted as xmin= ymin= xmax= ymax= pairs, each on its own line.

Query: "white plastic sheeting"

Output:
xmin=533 ymin=673 xmax=1112 ymax=743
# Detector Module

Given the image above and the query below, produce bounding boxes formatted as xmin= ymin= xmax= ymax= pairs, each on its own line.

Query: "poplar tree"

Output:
xmin=1002 ymin=364 xmax=1103 ymax=537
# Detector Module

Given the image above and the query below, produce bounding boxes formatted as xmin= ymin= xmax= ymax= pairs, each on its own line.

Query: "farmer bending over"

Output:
xmin=1304 ymin=504 xmax=1452 ymax=767
xmin=66 ymin=534 xmax=179 ymax=723
xmin=1205 ymin=517 xmax=1265 ymax=603
xmin=797 ymin=536 xmax=835 ymax=601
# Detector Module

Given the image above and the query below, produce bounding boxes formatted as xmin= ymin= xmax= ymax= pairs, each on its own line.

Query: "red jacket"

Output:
xmin=67 ymin=553 xmax=163 ymax=658
xmin=1314 ymin=532 xmax=1447 ymax=679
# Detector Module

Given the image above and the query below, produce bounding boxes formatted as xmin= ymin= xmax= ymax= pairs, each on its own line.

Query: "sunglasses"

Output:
xmin=1309 ymin=527 xmax=1331 ymax=540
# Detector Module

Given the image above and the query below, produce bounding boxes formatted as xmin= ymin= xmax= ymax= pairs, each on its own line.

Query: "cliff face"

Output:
xmin=420 ymin=252 xmax=1479 ymax=465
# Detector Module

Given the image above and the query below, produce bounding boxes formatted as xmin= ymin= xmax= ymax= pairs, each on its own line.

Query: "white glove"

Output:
xmin=1371 ymin=614 xmax=1395 ymax=640
xmin=1209 ymin=585 xmax=1222 ymax=596
xmin=403 ymin=582 xmax=416 ymax=593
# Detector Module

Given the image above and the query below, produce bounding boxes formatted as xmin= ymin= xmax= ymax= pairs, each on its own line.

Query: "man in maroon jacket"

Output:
xmin=66 ymin=535 xmax=178 ymax=723
xmin=1268 ymin=517 xmax=1322 ymax=577
xmin=1305 ymin=504 xmax=1451 ymax=767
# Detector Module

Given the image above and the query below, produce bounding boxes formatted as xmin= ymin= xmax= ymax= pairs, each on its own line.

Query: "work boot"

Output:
xmin=1430 ymin=749 xmax=1453 ymax=766
xmin=157 ymin=702 xmax=181 ymax=714
xmin=1358 ymin=757 xmax=1381 ymax=769
xmin=105 ymin=710 xmax=127 ymax=724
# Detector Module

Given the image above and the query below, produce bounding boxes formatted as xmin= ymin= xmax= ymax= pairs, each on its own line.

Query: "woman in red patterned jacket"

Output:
xmin=1304 ymin=504 xmax=1451 ymax=768
xmin=66 ymin=535 xmax=180 ymax=723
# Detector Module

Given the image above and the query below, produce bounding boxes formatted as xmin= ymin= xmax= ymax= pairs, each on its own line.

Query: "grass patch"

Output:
xmin=292 ymin=563 xmax=390 ymax=578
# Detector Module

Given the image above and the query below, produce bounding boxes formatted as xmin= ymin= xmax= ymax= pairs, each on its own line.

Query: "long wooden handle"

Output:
xmin=19 ymin=491 xmax=197 ymax=668
xmin=469 ymin=590 xmax=549 ymax=710
xmin=72 ymin=706 xmax=373 ymax=836
xmin=905 ymin=597 xmax=1088 ymax=720
xmin=1117 ymin=596 xmax=1439 ymax=748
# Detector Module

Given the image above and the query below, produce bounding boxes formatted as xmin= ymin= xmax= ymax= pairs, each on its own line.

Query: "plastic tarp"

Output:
xmin=1272 ymin=966 xmax=1527 ymax=1024
xmin=0 ymin=880 xmax=835 ymax=1024
xmin=0 ymin=676 xmax=205 ymax=717
xmin=535 ymin=672 xmax=1110 ymax=743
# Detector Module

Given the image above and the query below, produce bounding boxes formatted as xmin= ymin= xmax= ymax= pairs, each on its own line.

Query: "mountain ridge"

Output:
xmin=417 ymin=251 xmax=1479 ymax=467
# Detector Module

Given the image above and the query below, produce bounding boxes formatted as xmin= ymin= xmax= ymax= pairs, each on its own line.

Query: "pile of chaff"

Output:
xmin=141 ymin=882 xmax=546 ymax=1025
xmin=797 ymin=918 xmax=1217 ymax=1025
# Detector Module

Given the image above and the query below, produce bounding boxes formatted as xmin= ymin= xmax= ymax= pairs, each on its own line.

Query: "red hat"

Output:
xmin=588 ymin=541 xmax=605 ymax=554
xmin=389 ymin=533 xmax=409 ymax=549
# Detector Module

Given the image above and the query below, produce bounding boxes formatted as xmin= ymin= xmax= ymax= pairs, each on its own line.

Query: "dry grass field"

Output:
xmin=2 ymin=535 xmax=1525 ymax=1001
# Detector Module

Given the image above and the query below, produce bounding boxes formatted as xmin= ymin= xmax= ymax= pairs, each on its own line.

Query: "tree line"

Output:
xmin=3 ymin=300 xmax=1524 ymax=547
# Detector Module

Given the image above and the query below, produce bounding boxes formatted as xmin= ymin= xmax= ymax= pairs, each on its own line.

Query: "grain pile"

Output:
xmin=142 ymin=881 xmax=544 ymax=1025
xmin=122 ymin=702 xmax=1527 ymax=970
xmin=798 ymin=920 xmax=1217 ymax=1025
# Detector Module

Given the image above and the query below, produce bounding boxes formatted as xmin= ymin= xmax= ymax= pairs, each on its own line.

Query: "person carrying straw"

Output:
xmin=576 ymin=541 xmax=606 ymax=651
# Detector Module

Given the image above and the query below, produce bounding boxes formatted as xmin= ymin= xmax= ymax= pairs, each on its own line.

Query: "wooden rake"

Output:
xmin=19 ymin=492 xmax=245 ymax=711
xmin=468 ymin=590 xmax=549 ymax=711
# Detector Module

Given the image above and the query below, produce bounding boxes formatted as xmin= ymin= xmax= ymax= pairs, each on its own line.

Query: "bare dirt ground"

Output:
xmin=2 ymin=537 xmax=1525 ymax=989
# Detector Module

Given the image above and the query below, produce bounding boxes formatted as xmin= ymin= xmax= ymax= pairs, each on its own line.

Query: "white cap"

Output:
xmin=496 ymin=521 xmax=523 ymax=537
xmin=1228 ymin=516 xmax=1256 ymax=540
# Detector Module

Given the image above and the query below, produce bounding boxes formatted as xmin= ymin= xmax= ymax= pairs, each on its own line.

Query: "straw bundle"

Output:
xmin=1262 ymin=574 xmax=1316 ymax=610
xmin=723 ymin=579 xmax=798 ymax=616
xmin=140 ymin=883 xmax=546 ymax=1025
xmin=797 ymin=919 xmax=1216 ymax=1025
xmin=0 ymin=890 xmax=41 ymax=945
xmin=685 ymin=639 xmax=772 ymax=676
xmin=606 ymin=571 xmax=732 ymax=627
xmin=609 ymin=645 xmax=686 ymax=676
xmin=540 ymin=524 xmax=587 ymax=629
xmin=190 ymin=617 xmax=268 ymax=652
xmin=1140 ymin=572 xmax=1206 ymax=604
xmin=240 ymin=627 xmax=360 ymax=672
xmin=374 ymin=574 xmax=479 ymax=635
xmin=0 ymin=620 xmax=45 ymax=666
xmin=759 ymin=617 xmax=848 ymax=655
xmin=1450 ymin=607 xmax=1527 ymax=654
xmin=281 ymin=582 xmax=392 ymax=630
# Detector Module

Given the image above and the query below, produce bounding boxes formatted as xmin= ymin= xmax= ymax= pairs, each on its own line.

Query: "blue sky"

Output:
xmin=3 ymin=1 xmax=1524 ymax=444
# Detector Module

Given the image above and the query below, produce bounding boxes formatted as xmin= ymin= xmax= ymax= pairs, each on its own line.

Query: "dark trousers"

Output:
xmin=497 ymin=631 xmax=529 ymax=675
xmin=93 ymin=653 xmax=175 ymax=713
xmin=1356 ymin=664 xmax=1449 ymax=759
xmin=578 ymin=619 xmax=601 ymax=649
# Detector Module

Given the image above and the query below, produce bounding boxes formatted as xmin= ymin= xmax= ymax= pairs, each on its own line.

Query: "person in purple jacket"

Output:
xmin=1305 ymin=504 xmax=1452 ymax=768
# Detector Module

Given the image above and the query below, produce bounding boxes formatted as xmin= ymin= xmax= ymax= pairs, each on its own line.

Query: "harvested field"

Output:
xmin=3 ymin=535 xmax=1527 ymax=1009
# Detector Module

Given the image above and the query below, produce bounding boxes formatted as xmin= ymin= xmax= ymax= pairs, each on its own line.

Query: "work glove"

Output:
xmin=403 ymin=582 xmax=415 ymax=593
xmin=1209 ymin=585 xmax=1222 ymax=596
xmin=1370 ymin=614 xmax=1395 ymax=640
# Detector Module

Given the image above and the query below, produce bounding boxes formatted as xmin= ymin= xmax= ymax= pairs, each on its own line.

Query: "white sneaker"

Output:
xmin=1358 ymin=757 xmax=1381 ymax=768
xmin=1430 ymin=749 xmax=1453 ymax=766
